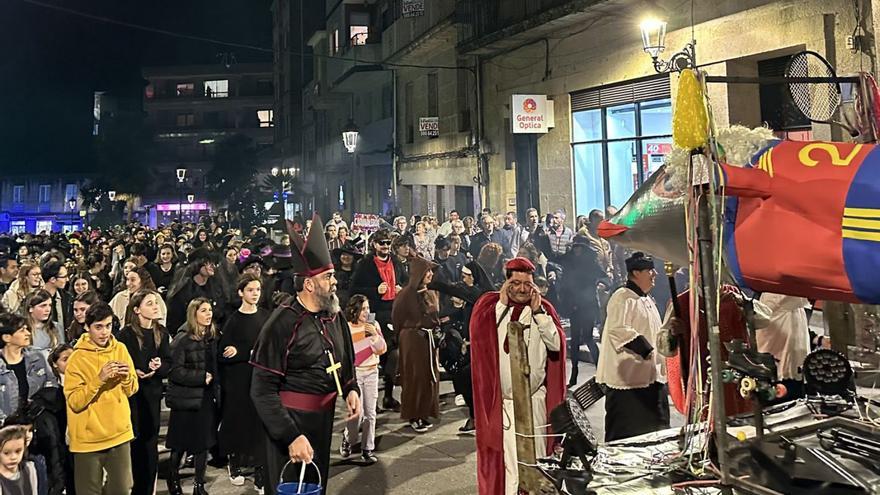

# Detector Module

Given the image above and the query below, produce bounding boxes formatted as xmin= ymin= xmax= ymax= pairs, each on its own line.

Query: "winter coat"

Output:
xmin=166 ymin=330 xmax=219 ymax=411
xmin=0 ymin=349 xmax=57 ymax=422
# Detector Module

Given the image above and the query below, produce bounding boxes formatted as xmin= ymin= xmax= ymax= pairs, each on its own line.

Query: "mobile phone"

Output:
xmin=367 ymin=313 xmax=377 ymax=324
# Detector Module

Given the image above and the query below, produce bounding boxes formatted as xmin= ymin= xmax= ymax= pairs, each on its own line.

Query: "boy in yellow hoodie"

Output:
xmin=64 ymin=302 xmax=138 ymax=495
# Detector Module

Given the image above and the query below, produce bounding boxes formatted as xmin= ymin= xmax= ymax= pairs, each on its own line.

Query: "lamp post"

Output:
xmin=176 ymin=167 xmax=187 ymax=223
xmin=67 ymin=198 xmax=76 ymax=231
xmin=638 ymin=15 xmax=730 ymax=485
xmin=272 ymin=166 xmax=296 ymax=219
xmin=342 ymin=118 xmax=359 ymax=213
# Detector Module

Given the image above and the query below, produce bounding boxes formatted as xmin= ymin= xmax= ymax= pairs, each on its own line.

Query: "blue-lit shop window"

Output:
xmin=572 ymin=98 xmax=672 ymax=215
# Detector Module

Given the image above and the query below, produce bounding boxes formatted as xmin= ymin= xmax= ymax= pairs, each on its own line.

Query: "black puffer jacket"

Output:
xmin=166 ymin=330 xmax=219 ymax=411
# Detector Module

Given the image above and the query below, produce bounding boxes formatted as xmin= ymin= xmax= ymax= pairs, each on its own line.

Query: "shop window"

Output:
xmin=36 ymin=220 xmax=53 ymax=233
xmin=571 ymin=97 xmax=672 ymax=215
xmin=10 ymin=222 xmax=25 ymax=234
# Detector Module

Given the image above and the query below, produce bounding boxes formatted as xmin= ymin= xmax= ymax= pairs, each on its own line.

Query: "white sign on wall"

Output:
xmin=402 ymin=0 xmax=425 ymax=17
xmin=419 ymin=117 xmax=439 ymax=137
xmin=511 ymin=94 xmax=549 ymax=134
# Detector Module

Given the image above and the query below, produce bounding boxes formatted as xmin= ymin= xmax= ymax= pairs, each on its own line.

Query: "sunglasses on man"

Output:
xmin=376 ymin=240 xmax=392 ymax=246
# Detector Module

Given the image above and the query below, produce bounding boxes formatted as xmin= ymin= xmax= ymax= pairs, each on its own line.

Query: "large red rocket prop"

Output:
xmin=599 ymin=139 xmax=880 ymax=305
xmin=722 ymin=139 xmax=880 ymax=304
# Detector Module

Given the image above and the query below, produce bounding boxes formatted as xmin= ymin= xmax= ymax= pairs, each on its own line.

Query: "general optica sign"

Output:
xmin=511 ymin=94 xmax=550 ymax=134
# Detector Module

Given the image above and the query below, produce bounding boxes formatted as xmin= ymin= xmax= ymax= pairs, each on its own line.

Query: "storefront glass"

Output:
xmin=572 ymin=98 xmax=672 ymax=215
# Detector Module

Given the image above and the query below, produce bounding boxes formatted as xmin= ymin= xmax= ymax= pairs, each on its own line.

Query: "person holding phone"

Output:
xmin=63 ymin=302 xmax=139 ymax=495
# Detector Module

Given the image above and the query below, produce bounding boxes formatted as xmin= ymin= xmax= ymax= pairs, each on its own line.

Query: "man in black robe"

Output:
xmin=251 ymin=215 xmax=361 ymax=494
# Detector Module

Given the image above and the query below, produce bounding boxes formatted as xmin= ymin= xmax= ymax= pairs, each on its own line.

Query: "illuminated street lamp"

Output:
xmin=639 ymin=16 xmax=695 ymax=73
xmin=68 ymin=198 xmax=77 ymax=211
xmin=108 ymin=190 xmax=116 ymax=202
xmin=342 ymin=118 xmax=359 ymax=153
xmin=176 ymin=168 xmax=187 ymax=183
xmin=187 ymin=194 xmax=195 ymax=204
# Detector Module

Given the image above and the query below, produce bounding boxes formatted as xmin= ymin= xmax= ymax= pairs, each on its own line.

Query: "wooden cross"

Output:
xmin=325 ymin=350 xmax=343 ymax=396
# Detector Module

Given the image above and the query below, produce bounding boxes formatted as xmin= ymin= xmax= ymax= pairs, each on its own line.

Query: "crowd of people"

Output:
xmin=0 ymin=201 xmax=818 ymax=495
xmin=0 ymin=204 xmax=629 ymax=494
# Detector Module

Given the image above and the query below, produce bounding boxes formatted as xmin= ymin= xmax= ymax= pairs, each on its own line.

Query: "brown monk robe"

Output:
xmin=392 ymin=255 xmax=441 ymax=431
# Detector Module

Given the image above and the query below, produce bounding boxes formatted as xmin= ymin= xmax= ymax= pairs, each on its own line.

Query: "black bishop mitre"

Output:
xmin=286 ymin=214 xmax=334 ymax=277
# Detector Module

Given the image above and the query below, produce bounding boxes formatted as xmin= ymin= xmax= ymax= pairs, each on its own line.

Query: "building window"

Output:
xmin=176 ymin=113 xmax=195 ymax=128
xmin=257 ymin=79 xmax=273 ymax=95
xmin=12 ymin=185 xmax=23 ymax=204
xmin=349 ymin=12 xmax=370 ymax=46
xmin=36 ymin=220 xmax=52 ymax=233
xmin=427 ymin=73 xmax=438 ymax=117
xmin=38 ymin=184 xmax=51 ymax=204
xmin=258 ymin=109 xmax=274 ymax=128
xmin=330 ymin=28 xmax=339 ymax=55
xmin=204 ymin=80 xmax=229 ymax=98
xmin=9 ymin=222 xmax=25 ymax=235
xmin=571 ymin=98 xmax=672 ymax=215
xmin=65 ymin=184 xmax=77 ymax=206
xmin=176 ymin=83 xmax=195 ymax=97
xmin=144 ymin=84 xmax=155 ymax=99
xmin=758 ymin=55 xmax=810 ymax=131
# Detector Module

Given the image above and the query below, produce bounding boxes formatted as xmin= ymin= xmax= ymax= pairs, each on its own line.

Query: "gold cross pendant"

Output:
xmin=325 ymin=350 xmax=343 ymax=397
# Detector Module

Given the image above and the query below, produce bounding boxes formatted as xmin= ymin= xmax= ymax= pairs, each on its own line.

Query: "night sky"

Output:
xmin=0 ymin=0 xmax=272 ymax=174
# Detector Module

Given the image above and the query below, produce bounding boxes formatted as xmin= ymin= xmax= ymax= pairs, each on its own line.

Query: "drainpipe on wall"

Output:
xmin=475 ymin=55 xmax=487 ymax=211
xmin=391 ymin=70 xmax=399 ymax=216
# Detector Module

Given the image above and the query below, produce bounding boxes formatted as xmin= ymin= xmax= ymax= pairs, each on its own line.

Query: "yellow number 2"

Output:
xmin=798 ymin=143 xmax=863 ymax=167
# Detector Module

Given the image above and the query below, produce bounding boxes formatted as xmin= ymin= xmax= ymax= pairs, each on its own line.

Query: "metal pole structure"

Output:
xmin=475 ymin=56 xmax=486 ymax=211
xmin=696 ymin=182 xmax=729 ymax=484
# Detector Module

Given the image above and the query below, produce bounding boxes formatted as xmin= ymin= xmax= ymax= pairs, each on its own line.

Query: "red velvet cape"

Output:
xmin=469 ymin=292 xmax=567 ymax=495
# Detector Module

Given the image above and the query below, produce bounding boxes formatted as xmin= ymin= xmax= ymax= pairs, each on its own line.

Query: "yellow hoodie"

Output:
xmin=64 ymin=334 xmax=139 ymax=453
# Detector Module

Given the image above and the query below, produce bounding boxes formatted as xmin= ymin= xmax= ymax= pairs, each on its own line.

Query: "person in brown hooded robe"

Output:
xmin=392 ymin=255 xmax=441 ymax=433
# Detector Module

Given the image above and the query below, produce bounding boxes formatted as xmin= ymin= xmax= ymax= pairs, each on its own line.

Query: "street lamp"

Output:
xmin=175 ymin=167 xmax=187 ymax=223
xmin=187 ymin=194 xmax=195 ymax=203
xmin=342 ymin=118 xmax=359 ymax=153
xmin=68 ymin=198 xmax=76 ymax=211
xmin=108 ymin=190 xmax=116 ymax=202
xmin=640 ymin=17 xmax=695 ymax=73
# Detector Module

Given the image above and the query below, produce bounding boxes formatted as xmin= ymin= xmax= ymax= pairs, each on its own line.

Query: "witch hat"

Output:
xmin=286 ymin=214 xmax=333 ymax=277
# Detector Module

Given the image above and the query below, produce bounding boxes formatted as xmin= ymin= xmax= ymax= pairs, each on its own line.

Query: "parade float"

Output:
xmin=509 ymin=21 xmax=880 ymax=495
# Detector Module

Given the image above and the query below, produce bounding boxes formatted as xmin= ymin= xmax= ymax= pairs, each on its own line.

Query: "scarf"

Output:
xmin=374 ymin=256 xmax=397 ymax=301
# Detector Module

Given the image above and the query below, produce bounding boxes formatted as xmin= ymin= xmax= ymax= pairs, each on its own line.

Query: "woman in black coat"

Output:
xmin=165 ymin=297 xmax=218 ymax=495
xmin=218 ymin=274 xmax=268 ymax=489
xmin=117 ymin=290 xmax=171 ymax=495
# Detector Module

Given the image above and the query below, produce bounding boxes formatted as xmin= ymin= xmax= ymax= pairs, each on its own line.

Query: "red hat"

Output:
xmin=505 ymin=257 xmax=536 ymax=273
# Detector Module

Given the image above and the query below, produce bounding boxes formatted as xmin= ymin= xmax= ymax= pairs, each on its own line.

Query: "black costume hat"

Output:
xmin=267 ymin=243 xmax=294 ymax=270
xmin=287 ymin=214 xmax=334 ymax=277
xmin=332 ymin=240 xmax=364 ymax=260
xmin=625 ymin=252 xmax=654 ymax=272
xmin=187 ymin=247 xmax=219 ymax=266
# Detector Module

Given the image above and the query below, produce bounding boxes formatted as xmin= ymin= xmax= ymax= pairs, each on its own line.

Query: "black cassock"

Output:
xmin=250 ymin=298 xmax=358 ymax=494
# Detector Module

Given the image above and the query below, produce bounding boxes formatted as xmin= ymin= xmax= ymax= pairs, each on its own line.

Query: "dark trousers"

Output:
xmin=377 ymin=311 xmax=399 ymax=396
xmin=569 ymin=308 xmax=600 ymax=376
xmin=131 ymin=394 xmax=161 ymax=495
xmin=264 ymin=407 xmax=335 ymax=495
xmin=604 ymin=382 xmax=670 ymax=442
xmin=451 ymin=364 xmax=474 ymax=418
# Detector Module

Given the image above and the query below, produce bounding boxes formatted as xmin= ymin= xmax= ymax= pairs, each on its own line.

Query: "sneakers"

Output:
xmin=339 ymin=433 xmax=352 ymax=458
xmin=454 ymin=394 xmax=466 ymax=407
xmin=410 ymin=420 xmax=429 ymax=433
xmin=361 ymin=450 xmax=378 ymax=465
xmin=458 ymin=418 xmax=475 ymax=435
xmin=421 ymin=418 xmax=434 ymax=429
xmin=228 ymin=465 xmax=245 ymax=486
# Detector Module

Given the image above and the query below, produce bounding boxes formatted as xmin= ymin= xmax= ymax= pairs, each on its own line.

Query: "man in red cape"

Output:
xmin=470 ymin=257 xmax=567 ymax=495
